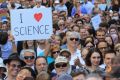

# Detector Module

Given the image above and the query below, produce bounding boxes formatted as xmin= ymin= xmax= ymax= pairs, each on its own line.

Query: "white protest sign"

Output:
xmin=91 ymin=14 xmax=101 ymax=30
xmin=10 ymin=8 xmax=53 ymax=41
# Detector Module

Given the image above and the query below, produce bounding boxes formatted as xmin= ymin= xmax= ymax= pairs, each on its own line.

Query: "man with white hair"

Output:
xmin=61 ymin=31 xmax=85 ymax=67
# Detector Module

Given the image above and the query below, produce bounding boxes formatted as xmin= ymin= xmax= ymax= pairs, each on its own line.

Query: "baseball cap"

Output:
xmin=55 ymin=56 xmax=68 ymax=64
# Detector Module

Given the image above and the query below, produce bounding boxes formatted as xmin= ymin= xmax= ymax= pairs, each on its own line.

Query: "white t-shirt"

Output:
xmin=69 ymin=49 xmax=85 ymax=66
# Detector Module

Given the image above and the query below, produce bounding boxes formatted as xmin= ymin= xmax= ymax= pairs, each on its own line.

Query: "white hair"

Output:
xmin=20 ymin=49 xmax=36 ymax=60
xmin=67 ymin=31 xmax=80 ymax=40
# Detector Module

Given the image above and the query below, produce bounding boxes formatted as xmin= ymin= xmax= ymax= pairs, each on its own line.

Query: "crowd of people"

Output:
xmin=0 ymin=0 xmax=120 ymax=80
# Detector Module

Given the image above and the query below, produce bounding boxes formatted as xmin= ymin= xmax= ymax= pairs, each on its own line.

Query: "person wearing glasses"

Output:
xmin=96 ymin=40 xmax=109 ymax=57
xmin=48 ymin=45 xmax=60 ymax=72
xmin=64 ymin=31 xmax=85 ymax=67
xmin=3 ymin=53 xmax=26 ymax=80
xmin=51 ymin=56 xmax=69 ymax=80
xmin=20 ymin=49 xmax=36 ymax=70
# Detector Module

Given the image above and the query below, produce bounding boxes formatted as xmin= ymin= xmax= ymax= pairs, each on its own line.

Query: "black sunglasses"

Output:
xmin=70 ymin=38 xmax=79 ymax=41
xmin=55 ymin=63 xmax=67 ymax=68
xmin=52 ymin=51 xmax=60 ymax=54
xmin=24 ymin=56 xmax=34 ymax=60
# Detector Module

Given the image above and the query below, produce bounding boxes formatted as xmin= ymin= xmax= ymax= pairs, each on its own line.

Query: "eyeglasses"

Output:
xmin=10 ymin=64 xmax=21 ymax=68
xmin=52 ymin=51 xmax=60 ymax=54
xmin=70 ymin=38 xmax=79 ymax=41
xmin=55 ymin=63 xmax=67 ymax=68
xmin=24 ymin=56 xmax=34 ymax=60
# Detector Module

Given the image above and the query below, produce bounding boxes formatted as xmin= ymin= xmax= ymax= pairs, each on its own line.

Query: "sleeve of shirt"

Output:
xmin=71 ymin=6 xmax=77 ymax=17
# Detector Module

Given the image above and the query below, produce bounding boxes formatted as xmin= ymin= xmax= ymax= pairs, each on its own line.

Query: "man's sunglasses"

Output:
xmin=55 ymin=63 xmax=67 ymax=68
xmin=70 ymin=38 xmax=79 ymax=41
xmin=24 ymin=56 xmax=34 ymax=60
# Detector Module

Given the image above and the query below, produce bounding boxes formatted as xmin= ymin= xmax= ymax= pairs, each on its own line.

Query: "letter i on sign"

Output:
xmin=20 ymin=13 xmax=23 ymax=23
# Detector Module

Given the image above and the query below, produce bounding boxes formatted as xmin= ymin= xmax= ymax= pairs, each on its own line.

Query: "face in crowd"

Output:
xmin=7 ymin=60 xmax=21 ymax=78
xmin=23 ymin=51 xmax=35 ymax=66
xmin=35 ymin=57 xmax=48 ymax=74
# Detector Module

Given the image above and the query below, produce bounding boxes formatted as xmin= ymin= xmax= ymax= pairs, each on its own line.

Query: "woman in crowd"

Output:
xmin=85 ymin=48 xmax=105 ymax=77
xmin=22 ymin=40 xmax=37 ymax=52
xmin=105 ymin=35 xmax=114 ymax=49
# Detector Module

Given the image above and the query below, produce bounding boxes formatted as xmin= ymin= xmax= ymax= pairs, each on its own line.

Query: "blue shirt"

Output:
xmin=55 ymin=4 xmax=67 ymax=12
xmin=83 ymin=1 xmax=94 ymax=14
xmin=1 ymin=41 xmax=12 ymax=60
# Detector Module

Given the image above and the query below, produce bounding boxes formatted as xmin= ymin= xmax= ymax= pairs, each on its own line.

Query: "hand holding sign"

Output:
xmin=10 ymin=8 xmax=53 ymax=41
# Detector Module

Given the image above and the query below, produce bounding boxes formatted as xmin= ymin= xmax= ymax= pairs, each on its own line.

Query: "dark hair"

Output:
xmin=96 ymin=40 xmax=109 ymax=49
xmin=105 ymin=35 xmax=114 ymax=49
xmin=0 ymin=31 xmax=8 ymax=45
xmin=75 ymin=19 xmax=84 ymax=25
xmin=95 ymin=28 xmax=106 ymax=37
xmin=99 ymin=22 xmax=109 ymax=30
xmin=104 ymin=49 xmax=116 ymax=58
xmin=35 ymin=56 xmax=48 ymax=65
xmin=84 ymin=41 xmax=95 ymax=49
xmin=24 ymin=77 xmax=34 ymax=80
xmin=59 ymin=14 xmax=66 ymax=21
xmin=59 ymin=0 xmax=63 ymax=3
xmin=20 ymin=67 xmax=36 ymax=79
xmin=53 ymin=23 xmax=59 ymax=31
xmin=110 ymin=66 xmax=120 ymax=78
xmin=85 ymin=48 xmax=103 ymax=66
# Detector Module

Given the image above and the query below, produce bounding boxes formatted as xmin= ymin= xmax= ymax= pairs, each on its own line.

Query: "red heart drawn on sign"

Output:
xmin=34 ymin=13 xmax=42 ymax=22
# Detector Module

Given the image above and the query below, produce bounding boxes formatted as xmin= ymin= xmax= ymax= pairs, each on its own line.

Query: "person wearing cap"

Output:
xmin=51 ymin=56 xmax=69 ymax=80
xmin=33 ymin=0 xmax=45 ymax=8
xmin=3 ymin=53 xmax=26 ymax=80
xmin=59 ymin=49 xmax=77 ymax=74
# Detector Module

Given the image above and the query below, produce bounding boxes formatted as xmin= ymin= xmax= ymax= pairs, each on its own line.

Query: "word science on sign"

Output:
xmin=10 ymin=8 xmax=53 ymax=41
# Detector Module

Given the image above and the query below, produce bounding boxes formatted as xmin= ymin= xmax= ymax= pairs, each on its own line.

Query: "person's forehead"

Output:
xmin=105 ymin=53 xmax=115 ymax=58
xmin=97 ymin=31 xmax=105 ymax=34
xmin=19 ymin=69 xmax=30 ymax=74
xmin=98 ymin=42 xmax=107 ymax=46
xmin=24 ymin=51 xmax=34 ymax=55
xmin=9 ymin=60 xmax=21 ymax=64
xmin=80 ymin=28 xmax=86 ymax=32
xmin=36 ymin=58 xmax=47 ymax=63
xmin=69 ymin=34 xmax=78 ymax=38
